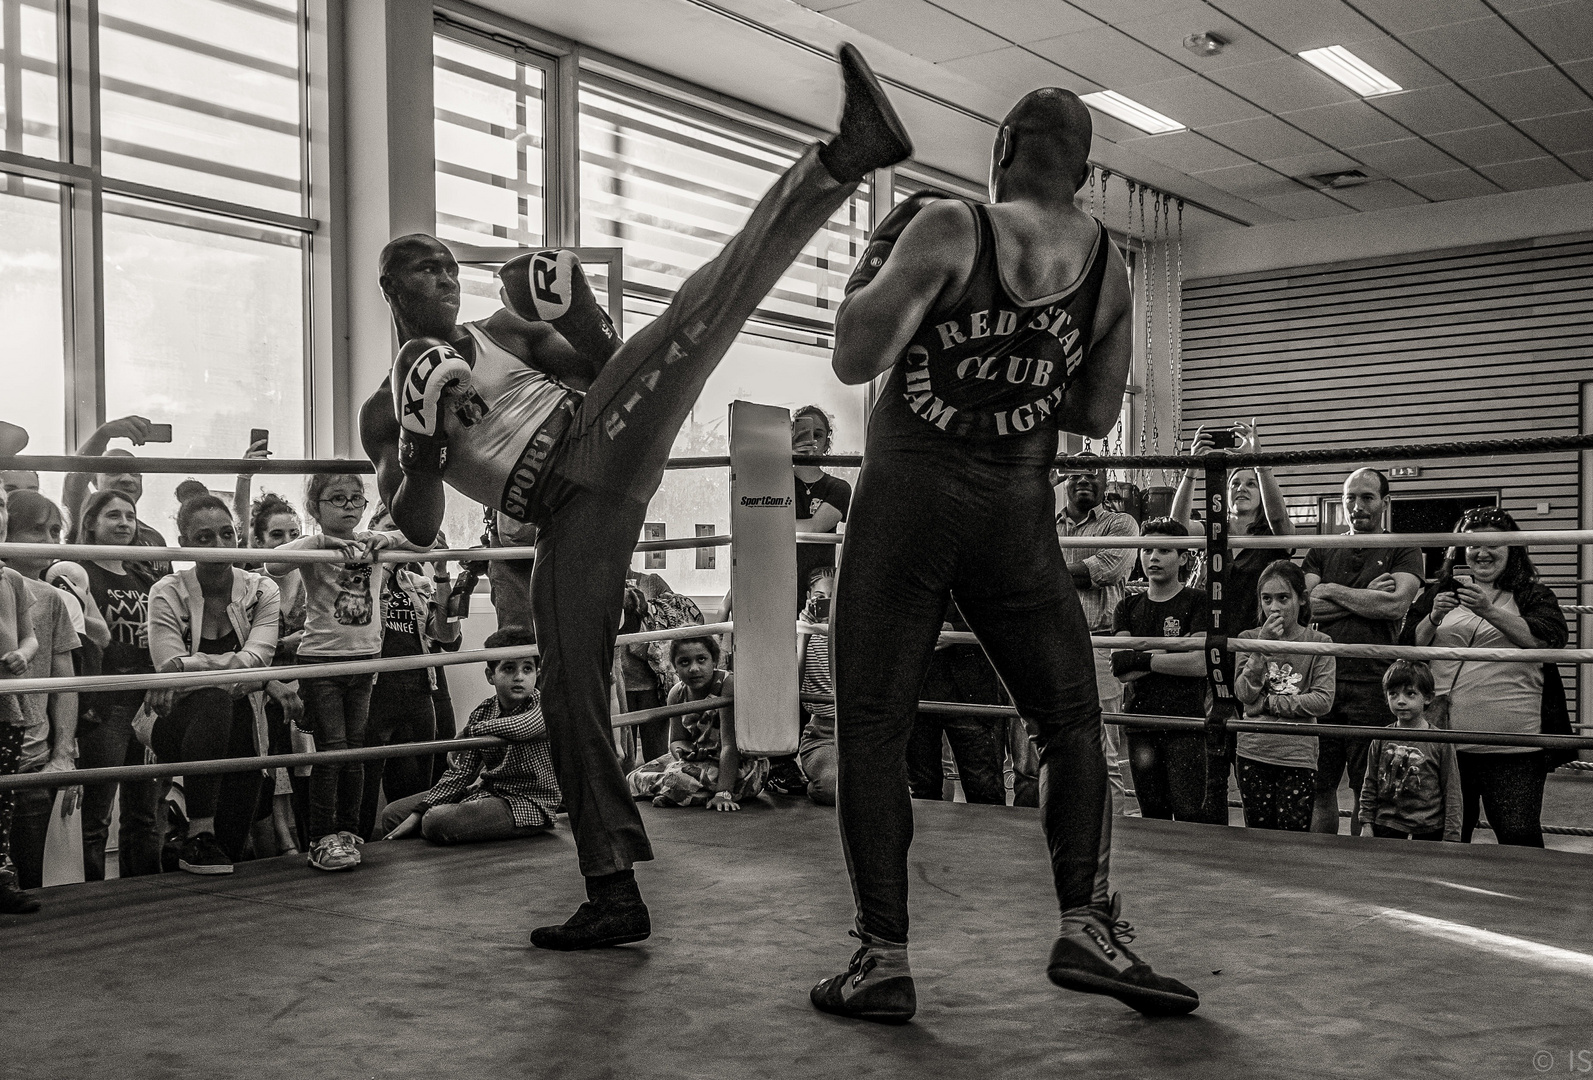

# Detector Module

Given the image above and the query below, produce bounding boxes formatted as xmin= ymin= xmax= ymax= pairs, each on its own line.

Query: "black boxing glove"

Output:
xmin=1111 ymin=650 xmax=1154 ymax=678
xmin=844 ymin=188 xmax=953 ymax=295
xmin=498 ymin=249 xmax=621 ymax=366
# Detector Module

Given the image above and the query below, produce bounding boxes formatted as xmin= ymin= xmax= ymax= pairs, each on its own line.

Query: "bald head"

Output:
xmin=992 ymin=88 xmax=1093 ymax=198
xmin=379 ymin=233 xmax=461 ymax=340
xmin=380 ymin=233 xmax=451 ymax=278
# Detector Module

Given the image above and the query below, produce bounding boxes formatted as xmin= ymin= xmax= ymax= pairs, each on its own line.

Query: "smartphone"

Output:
xmin=250 ymin=428 xmax=270 ymax=451
xmin=1207 ymin=428 xmax=1239 ymax=450
xmin=146 ymin=423 xmax=173 ymax=443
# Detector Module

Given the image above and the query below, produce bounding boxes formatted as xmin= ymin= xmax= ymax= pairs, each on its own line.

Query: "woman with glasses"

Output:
xmin=265 ymin=473 xmax=424 ymax=871
xmin=1406 ymin=508 xmax=1568 ymax=846
xmin=142 ymin=495 xmax=280 ymax=874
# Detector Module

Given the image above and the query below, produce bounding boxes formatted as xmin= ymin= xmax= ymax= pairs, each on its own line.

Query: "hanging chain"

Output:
xmin=1088 ymin=166 xmax=1098 ymax=221
xmin=1173 ymin=199 xmax=1185 ymax=466
xmin=1139 ymin=185 xmax=1151 ymax=484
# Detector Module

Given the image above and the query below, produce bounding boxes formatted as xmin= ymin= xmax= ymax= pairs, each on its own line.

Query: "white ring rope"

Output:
xmin=9 ymin=529 xmax=1591 ymax=566
xmin=798 ymin=623 xmax=1591 ymax=666
xmin=0 ymin=621 xmax=732 ymax=696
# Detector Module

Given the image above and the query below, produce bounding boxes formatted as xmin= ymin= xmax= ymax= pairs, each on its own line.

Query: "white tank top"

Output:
xmin=442 ymin=322 xmax=580 ymax=520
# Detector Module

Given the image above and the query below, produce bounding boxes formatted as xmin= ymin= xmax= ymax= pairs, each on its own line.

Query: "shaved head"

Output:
xmin=380 ymin=233 xmax=451 ymax=278
xmin=995 ymin=88 xmax=1093 ymax=194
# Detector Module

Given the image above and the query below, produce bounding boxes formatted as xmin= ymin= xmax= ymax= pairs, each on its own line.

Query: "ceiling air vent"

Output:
xmin=1306 ymin=169 xmax=1374 ymax=189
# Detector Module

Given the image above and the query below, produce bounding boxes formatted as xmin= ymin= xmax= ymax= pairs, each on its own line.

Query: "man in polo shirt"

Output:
xmin=1020 ymin=452 xmax=1139 ymax=812
xmin=1303 ymin=468 xmax=1423 ymax=835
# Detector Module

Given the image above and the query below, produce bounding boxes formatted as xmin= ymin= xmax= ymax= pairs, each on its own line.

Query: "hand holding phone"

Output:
xmin=145 ymin=423 xmax=173 ymax=443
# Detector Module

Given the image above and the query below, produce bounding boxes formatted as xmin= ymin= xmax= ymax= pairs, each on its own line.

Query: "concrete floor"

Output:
xmin=7 ymin=798 xmax=1593 ymax=1079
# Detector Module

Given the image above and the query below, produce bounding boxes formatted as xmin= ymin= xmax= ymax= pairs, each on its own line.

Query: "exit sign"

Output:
xmin=1388 ymin=466 xmax=1422 ymax=478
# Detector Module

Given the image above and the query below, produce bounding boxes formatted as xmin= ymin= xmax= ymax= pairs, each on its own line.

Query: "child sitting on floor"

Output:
xmin=380 ymin=629 xmax=560 ymax=844
xmin=626 ymin=635 xmax=766 ymax=811
xmin=1358 ymin=660 xmax=1461 ymax=842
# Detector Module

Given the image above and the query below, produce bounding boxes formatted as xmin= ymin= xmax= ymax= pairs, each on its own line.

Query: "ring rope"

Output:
xmin=0 ymin=453 xmax=866 ymax=475
xmin=0 ymin=621 xmax=732 ymax=696
xmin=799 ymin=623 xmax=1593 ymax=667
xmin=1052 ymin=432 xmax=1593 ymax=472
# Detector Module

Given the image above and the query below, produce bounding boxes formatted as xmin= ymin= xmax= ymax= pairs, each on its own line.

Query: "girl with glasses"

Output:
xmin=265 ymin=472 xmax=426 ymax=871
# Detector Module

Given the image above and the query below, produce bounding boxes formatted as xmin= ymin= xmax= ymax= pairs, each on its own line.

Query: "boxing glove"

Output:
xmin=844 ymin=188 xmax=953 ymax=295
xmin=391 ymin=337 xmax=484 ymax=476
xmin=499 ymin=249 xmax=621 ymax=367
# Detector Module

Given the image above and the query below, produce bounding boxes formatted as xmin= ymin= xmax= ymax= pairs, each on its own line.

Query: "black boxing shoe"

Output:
xmin=811 ymin=932 xmax=917 ymax=1024
xmin=1047 ymin=893 xmax=1199 ymax=1016
xmin=529 ymin=899 xmax=651 ymax=951
xmin=819 ymin=44 xmax=914 ymax=184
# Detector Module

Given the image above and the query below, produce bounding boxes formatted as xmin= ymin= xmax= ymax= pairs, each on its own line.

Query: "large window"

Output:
xmin=0 ymin=0 xmax=313 ymax=524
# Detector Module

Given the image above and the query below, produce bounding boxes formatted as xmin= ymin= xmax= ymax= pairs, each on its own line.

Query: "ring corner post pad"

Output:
xmin=729 ymin=400 xmax=800 ymax=757
xmin=1203 ymin=454 xmax=1235 ymax=758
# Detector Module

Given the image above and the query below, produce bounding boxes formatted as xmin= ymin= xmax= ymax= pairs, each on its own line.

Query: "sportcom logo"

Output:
xmin=740 ymin=495 xmax=794 ymax=507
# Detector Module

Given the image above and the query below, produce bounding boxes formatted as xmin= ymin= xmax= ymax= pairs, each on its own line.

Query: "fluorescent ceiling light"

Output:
xmin=1079 ymin=91 xmax=1185 ymax=135
xmin=1298 ymin=46 xmax=1402 ymax=96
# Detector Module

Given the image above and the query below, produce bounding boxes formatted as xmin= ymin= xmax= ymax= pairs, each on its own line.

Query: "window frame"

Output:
xmin=0 ymin=0 xmax=321 ymax=453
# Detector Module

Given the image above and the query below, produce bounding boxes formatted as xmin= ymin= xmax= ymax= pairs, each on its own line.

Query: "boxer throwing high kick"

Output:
xmin=813 ymin=89 xmax=1199 ymax=1022
xmin=360 ymin=45 xmax=911 ymax=951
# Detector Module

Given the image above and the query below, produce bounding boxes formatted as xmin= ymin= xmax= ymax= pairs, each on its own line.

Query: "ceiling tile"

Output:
xmin=1342 ymin=0 xmax=1492 ymax=34
xmin=1399 ymin=16 xmax=1551 ymax=80
xmin=1487 ymin=0 xmax=1580 ymax=9
xmin=1107 ymin=3 xmax=1285 ymax=73
xmin=1126 ymin=129 xmax=1255 ymax=171
xmin=1562 ymin=149 xmax=1593 ymax=178
xmin=1064 ymin=0 xmax=1197 ymax=26
xmin=1201 ymin=114 xmax=1333 ymax=159
xmin=1369 ymin=83 xmax=1501 ymax=134
xmin=1328 ymin=35 xmax=1450 ymax=91
xmin=938 ymin=47 xmax=1102 ymax=101
xmin=1187 ymin=161 xmax=1304 ymax=198
xmin=1203 ymin=0 xmax=1383 ymax=52
xmin=1251 ymin=188 xmax=1358 ymax=219
xmin=1208 ymin=57 xmax=1359 ymax=113
xmin=1090 ymin=113 xmax=1162 ymax=144
xmin=1428 ymin=122 xmax=1547 ymax=165
xmin=1327 ymin=178 xmax=1430 ymax=210
xmin=1115 ymin=75 xmax=1266 ymax=127
xmin=1462 ymin=66 xmax=1593 ymax=121
xmin=1028 ymin=25 xmax=1194 ymax=85
xmin=1280 ymin=100 xmax=1413 ymax=147
xmin=1503 ymin=1 xmax=1593 ymax=64
xmin=825 ymin=0 xmax=1009 ymax=62
xmin=1514 ymin=109 xmax=1593 ymax=156
xmin=1476 ymin=154 xmax=1584 ymax=188
xmin=930 ymin=0 xmax=1104 ymax=45
xmin=1399 ymin=167 xmax=1503 ymax=199
xmin=793 ymin=0 xmax=863 ymax=10
xmin=1567 ymin=58 xmax=1593 ymax=96
xmin=1347 ymin=137 xmax=1465 ymax=175
xmin=1264 ymin=148 xmax=1363 ymax=176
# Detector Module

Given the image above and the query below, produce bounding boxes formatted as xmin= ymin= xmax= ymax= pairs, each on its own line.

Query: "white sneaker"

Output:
xmin=308 ymin=834 xmax=360 ymax=872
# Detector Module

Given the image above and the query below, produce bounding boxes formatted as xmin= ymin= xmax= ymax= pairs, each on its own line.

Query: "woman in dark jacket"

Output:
xmin=1404 ymin=508 xmax=1568 ymax=847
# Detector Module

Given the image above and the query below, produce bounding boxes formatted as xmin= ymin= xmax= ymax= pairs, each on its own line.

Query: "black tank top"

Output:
xmin=870 ymin=202 xmax=1110 ymax=456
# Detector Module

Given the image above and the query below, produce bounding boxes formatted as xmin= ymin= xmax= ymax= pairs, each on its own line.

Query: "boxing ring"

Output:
xmin=5 ymin=433 xmax=1593 ymax=1078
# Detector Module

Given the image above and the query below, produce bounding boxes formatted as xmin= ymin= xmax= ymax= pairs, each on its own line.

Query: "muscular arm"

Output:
xmin=1058 ymin=243 xmax=1134 ymax=439
xmin=360 ymin=386 xmax=446 ymax=547
xmin=480 ymin=309 xmax=599 ymax=392
xmin=831 ymin=201 xmax=973 ymax=386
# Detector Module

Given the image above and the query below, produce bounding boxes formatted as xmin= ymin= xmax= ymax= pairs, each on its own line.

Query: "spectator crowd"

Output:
xmin=0 ymin=409 xmax=1580 ymax=916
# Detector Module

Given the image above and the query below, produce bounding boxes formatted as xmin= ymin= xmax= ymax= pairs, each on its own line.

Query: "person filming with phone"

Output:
xmin=61 ymin=415 xmax=174 ymax=576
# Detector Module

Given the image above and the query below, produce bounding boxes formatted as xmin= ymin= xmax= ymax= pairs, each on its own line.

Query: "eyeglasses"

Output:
xmin=320 ymin=494 xmax=367 ymax=509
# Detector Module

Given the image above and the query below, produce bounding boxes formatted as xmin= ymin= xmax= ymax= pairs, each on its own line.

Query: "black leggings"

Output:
xmin=1457 ymin=751 xmax=1546 ymax=847
xmin=834 ymin=443 xmax=1110 ymax=945
xmin=150 ymin=688 xmax=263 ymax=858
xmin=1126 ymin=729 xmax=1228 ymax=824
xmin=524 ymin=145 xmax=857 ymax=879
xmin=1236 ymin=757 xmax=1314 ymax=832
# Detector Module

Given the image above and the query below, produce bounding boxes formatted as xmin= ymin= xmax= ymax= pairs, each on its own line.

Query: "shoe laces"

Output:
xmin=844 ymin=933 xmax=878 ymax=987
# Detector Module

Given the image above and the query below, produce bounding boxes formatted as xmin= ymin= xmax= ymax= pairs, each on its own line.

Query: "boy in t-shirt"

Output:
xmin=1358 ymin=660 xmax=1461 ymax=842
xmin=1110 ymin=518 xmax=1225 ymax=824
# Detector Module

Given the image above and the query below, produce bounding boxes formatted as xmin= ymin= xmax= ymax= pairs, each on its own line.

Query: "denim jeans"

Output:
xmin=833 ymin=441 xmax=1111 ymax=944
xmin=380 ymin=791 xmax=550 ymax=845
xmin=300 ymin=660 xmax=376 ymax=842
xmin=78 ymin=699 xmax=164 ymax=880
xmin=360 ymin=670 xmax=437 ymax=842
xmin=523 ymin=145 xmax=856 ymax=878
